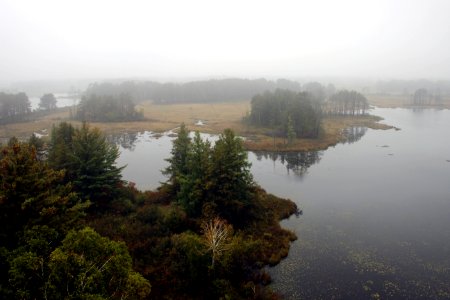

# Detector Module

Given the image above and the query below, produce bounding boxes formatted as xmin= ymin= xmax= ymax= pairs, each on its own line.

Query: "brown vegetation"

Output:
xmin=0 ymin=100 xmax=395 ymax=151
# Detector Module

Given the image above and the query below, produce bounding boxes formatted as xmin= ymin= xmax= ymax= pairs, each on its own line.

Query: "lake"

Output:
xmin=29 ymin=93 xmax=80 ymax=110
xmin=115 ymin=108 xmax=450 ymax=299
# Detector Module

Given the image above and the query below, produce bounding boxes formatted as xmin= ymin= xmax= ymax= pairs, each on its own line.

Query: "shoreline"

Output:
xmin=0 ymin=101 xmax=399 ymax=152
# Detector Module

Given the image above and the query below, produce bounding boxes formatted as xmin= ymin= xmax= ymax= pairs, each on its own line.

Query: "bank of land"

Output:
xmin=0 ymin=100 xmax=395 ymax=151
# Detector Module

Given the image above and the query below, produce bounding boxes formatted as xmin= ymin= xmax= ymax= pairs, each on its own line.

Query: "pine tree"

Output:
xmin=208 ymin=129 xmax=254 ymax=224
xmin=163 ymin=123 xmax=191 ymax=191
xmin=0 ymin=141 xmax=89 ymax=249
xmin=177 ymin=131 xmax=211 ymax=216
xmin=70 ymin=123 xmax=124 ymax=208
xmin=48 ymin=122 xmax=75 ymax=173
xmin=48 ymin=122 xmax=124 ymax=208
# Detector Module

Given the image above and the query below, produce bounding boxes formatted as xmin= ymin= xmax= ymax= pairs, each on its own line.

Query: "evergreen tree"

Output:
xmin=70 ymin=123 xmax=124 ymax=208
xmin=0 ymin=141 xmax=89 ymax=249
xmin=208 ymin=129 xmax=254 ymax=224
xmin=163 ymin=123 xmax=191 ymax=191
xmin=177 ymin=131 xmax=211 ymax=216
xmin=48 ymin=122 xmax=124 ymax=208
xmin=48 ymin=122 xmax=76 ymax=172
xmin=46 ymin=227 xmax=151 ymax=299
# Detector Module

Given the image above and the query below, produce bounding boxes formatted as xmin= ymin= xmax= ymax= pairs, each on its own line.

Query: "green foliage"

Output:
xmin=48 ymin=122 xmax=76 ymax=171
xmin=248 ymin=89 xmax=322 ymax=138
xmin=28 ymin=133 xmax=45 ymax=160
xmin=0 ymin=141 xmax=89 ymax=248
xmin=176 ymin=131 xmax=211 ymax=216
xmin=76 ymin=93 xmax=144 ymax=122
xmin=209 ymin=129 xmax=254 ymax=225
xmin=163 ymin=123 xmax=191 ymax=190
xmin=70 ymin=123 xmax=124 ymax=207
xmin=47 ymin=227 xmax=150 ymax=299
xmin=48 ymin=122 xmax=124 ymax=209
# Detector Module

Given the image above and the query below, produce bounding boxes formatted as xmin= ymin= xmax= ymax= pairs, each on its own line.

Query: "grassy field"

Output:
xmin=0 ymin=100 xmax=395 ymax=151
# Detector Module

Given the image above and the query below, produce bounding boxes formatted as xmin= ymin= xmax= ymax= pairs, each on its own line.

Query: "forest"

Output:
xmin=246 ymin=89 xmax=322 ymax=139
xmin=74 ymin=93 xmax=144 ymax=122
xmin=0 ymin=92 xmax=31 ymax=124
xmin=84 ymin=78 xmax=303 ymax=104
xmin=0 ymin=123 xmax=297 ymax=299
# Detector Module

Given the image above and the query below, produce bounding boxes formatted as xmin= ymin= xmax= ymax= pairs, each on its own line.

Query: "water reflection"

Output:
xmin=341 ymin=126 xmax=367 ymax=144
xmin=253 ymin=150 xmax=322 ymax=178
xmin=108 ymin=132 xmax=138 ymax=150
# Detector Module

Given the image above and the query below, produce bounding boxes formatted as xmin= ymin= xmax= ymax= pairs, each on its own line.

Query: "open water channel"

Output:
xmin=115 ymin=107 xmax=450 ymax=299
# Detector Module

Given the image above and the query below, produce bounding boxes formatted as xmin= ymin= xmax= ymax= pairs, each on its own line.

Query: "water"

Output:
xmin=29 ymin=93 xmax=80 ymax=110
xmin=115 ymin=108 xmax=450 ymax=299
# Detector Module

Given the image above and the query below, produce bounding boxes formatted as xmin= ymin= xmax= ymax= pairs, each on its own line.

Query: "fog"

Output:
xmin=1 ymin=0 xmax=450 ymax=83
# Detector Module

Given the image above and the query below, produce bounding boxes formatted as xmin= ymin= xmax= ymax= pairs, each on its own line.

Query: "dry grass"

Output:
xmin=0 ymin=100 xmax=394 ymax=151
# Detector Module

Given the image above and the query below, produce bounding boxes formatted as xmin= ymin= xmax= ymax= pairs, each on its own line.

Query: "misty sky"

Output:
xmin=1 ymin=0 xmax=450 ymax=82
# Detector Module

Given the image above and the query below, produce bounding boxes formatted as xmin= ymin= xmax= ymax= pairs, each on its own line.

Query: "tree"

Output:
xmin=0 ymin=92 xmax=31 ymax=123
xmin=39 ymin=93 xmax=57 ymax=111
xmin=202 ymin=217 xmax=232 ymax=268
xmin=48 ymin=122 xmax=76 ymax=172
xmin=287 ymin=115 xmax=296 ymax=145
xmin=48 ymin=122 xmax=124 ymax=208
xmin=163 ymin=123 xmax=191 ymax=191
xmin=76 ymin=93 xmax=143 ymax=122
xmin=208 ymin=129 xmax=254 ymax=224
xmin=70 ymin=123 xmax=124 ymax=208
xmin=28 ymin=133 xmax=45 ymax=160
xmin=47 ymin=227 xmax=151 ymax=299
xmin=0 ymin=141 xmax=89 ymax=249
xmin=177 ymin=131 xmax=211 ymax=216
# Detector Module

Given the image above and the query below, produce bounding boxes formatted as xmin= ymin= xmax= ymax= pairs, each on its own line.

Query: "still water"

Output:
xmin=115 ymin=108 xmax=450 ymax=299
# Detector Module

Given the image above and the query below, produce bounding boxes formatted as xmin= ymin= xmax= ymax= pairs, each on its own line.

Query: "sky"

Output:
xmin=1 ymin=0 xmax=450 ymax=82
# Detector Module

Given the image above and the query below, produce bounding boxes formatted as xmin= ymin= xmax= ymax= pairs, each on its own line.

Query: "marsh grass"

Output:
xmin=1 ymin=100 xmax=394 ymax=151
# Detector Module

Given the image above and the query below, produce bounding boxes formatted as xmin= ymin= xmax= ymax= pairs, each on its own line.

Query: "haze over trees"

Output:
xmin=75 ymin=93 xmax=144 ymax=122
xmin=247 ymin=89 xmax=322 ymax=139
xmin=0 ymin=92 xmax=31 ymax=123
xmin=38 ymin=93 xmax=57 ymax=110
xmin=326 ymin=90 xmax=369 ymax=115
xmin=85 ymin=78 xmax=302 ymax=104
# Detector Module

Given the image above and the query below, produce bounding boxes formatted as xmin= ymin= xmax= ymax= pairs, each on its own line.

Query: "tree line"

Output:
xmin=1 ymin=122 xmax=298 ymax=299
xmin=325 ymin=90 xmax=369 ymax=115
xmin=74 ymin=93 xmax=144 ymax=122
xmin=246 ymin=89 xmax=322 ymax=139
xmin=84 ymin=78 xmax=303 ymax=104
xmin=0 ymin=92 xmax=31 ymax=123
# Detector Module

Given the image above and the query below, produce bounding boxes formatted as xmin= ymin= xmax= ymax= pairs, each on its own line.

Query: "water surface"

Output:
xmin=116 ymin=108 xmax=450 ymax=299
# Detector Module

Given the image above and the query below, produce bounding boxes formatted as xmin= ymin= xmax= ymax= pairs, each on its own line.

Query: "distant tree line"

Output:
xmin=375 ymin=79 xmax=450 ymax=96
xmin=0 ymin=92 xmax=31 ymax=123
xmin=410 ymin=88 xmax=444 ymax=106
xmin=325 ymin=90 xmax=369 ymax=115
xmin=75 ymin=93 xmax=144 ymax=122
xmin=84 ymin=78 xmax=303 ymax=104
xmin=246 ymin=89 xmax=322 ymax=139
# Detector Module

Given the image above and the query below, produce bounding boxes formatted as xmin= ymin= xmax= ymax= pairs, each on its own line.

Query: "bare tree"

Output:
xmin=202 ymin=217 xmax=232 ymax=268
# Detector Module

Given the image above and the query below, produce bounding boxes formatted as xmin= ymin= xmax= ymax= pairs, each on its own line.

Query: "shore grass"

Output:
xmin=0 ymin=100 xmax=395 ymax=151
